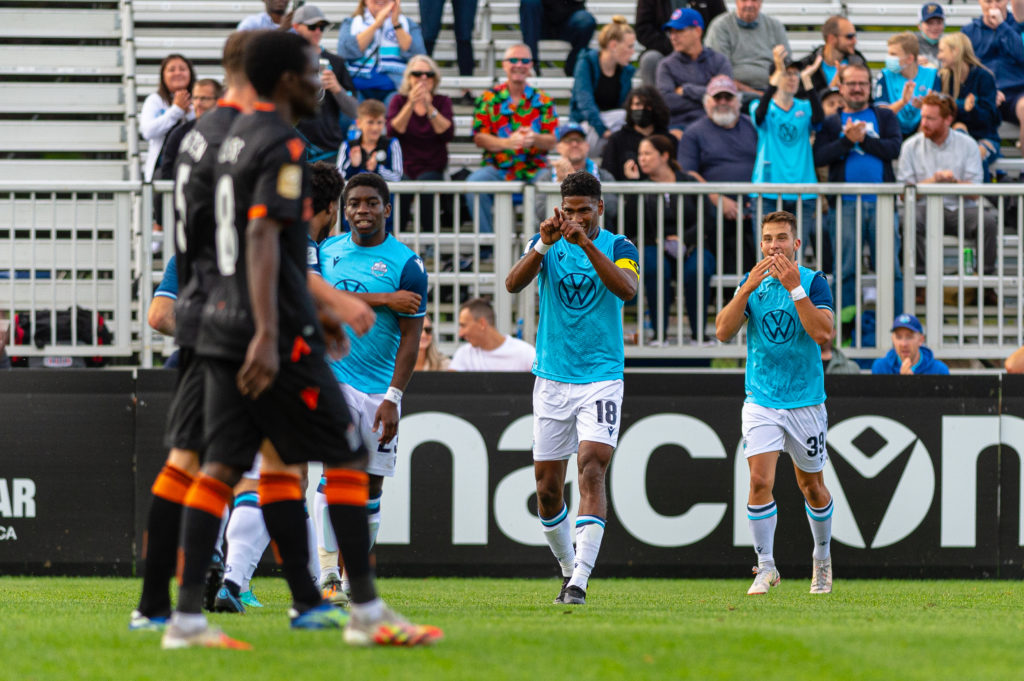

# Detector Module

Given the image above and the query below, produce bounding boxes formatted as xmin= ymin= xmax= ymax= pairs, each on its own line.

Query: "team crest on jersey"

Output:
xmin=778 ymin=122 xmax=798 ymax=143
xmin=761 ymin=308 xmax=797 ymax=344
xmin=277 ymin=164 xmax=302 ymax=200
xmin=334 ymin=279 xmax=369 ymax=293
xmin=218 ymin=136 xmax=245 ymax=164
xmin=180 ymin=129 xmax=208 ymax=162
xmin=371 ymin=261 xmax=388 ymax=277
xmin=557 ymin=272 xmax=596 ymax=309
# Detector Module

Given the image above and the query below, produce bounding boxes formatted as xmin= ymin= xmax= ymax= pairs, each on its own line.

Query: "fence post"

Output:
xmin=876 ymin=193 xmax=896 ymax=341
xmin=139 ymin=183 xmax=153 ymax=368
xmin=520 ymin=184 xmax=537 ymax=343
xmin=492 ymin=189 xmax=515 ymax=336
xmin=925 ymin=192 xmax=944 ymax=346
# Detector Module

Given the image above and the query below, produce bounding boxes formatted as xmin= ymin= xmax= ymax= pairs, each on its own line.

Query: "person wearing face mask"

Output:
xmin=917 ymin=3 xmax=945 ymax=68
xmin=601 ymin=86 xmax=673 ymax=181
xmin=876 ymin=33 xmax=937 ymax=138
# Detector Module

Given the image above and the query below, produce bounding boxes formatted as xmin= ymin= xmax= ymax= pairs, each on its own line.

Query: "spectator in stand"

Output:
xmin=450 ymin=298 xmax=535 ymax=371
xmin=820 ymin=329 xmax=861 ymax=374
xmin=338 ymin=0 xmax=426 ymax=104
xmin=0 ymin=315 xmax=11 ymax=370
xmin=656 ymin=8 xmax=732 ymax=137
xmin=935 ymin=33 xmax=1001 ymax=179
xmin=533 ymin=123 xmax=617 ymax=225
xmin=519 ymin=0 xmax=596 ymax=77
xmin=293 ymin=5 xmax=360 ymax=165
xmin=157 ymin=78 xmax=221 ymax=180
xmin=419 ymin=0 xmax=478 ymax=103
xmin=414 ymin=316 xmax=450 ymax=371
xmin=704 ymin=0 xmax=791 ymax=100
xmin=966 ymin=0 xmax=1024 ymax=150
xmin=871 ymin=314 xmax=950 ymax=375
xmin=795 ymin=15 xmax=867 ymax=98
xmin=237 ymin=0 xmax=289 ymax=30
xmin=918 ymin=3 xmax=945 ymax=68
xmin=570 ymin=16 xmax=637 ymax=158
xmin=636 ymin=0 xmax=727 ymax=87
xmin=467 ymin=44 xmax=558 ymax=235
xmin=814 ymin=63 xmax=904 ymax=316
xmin=820 ymin=86 xmax=843 ymax=118
xmin=140 ymin=53 xmax=196 ymax=183
xmin=678 ymin=74 xmax=758 ymax=272
xmin=876 ymin=32 xmax=937 ymax=138
xmin=601 ymin=86 xmax=672 ymax=181
xmin=750 ymin=47 xmax=824 ymax=259
xmin=626 ymin=134 xmax=710 ymax=344
xmin=339 ymin=99 xmax=403 ymax=183
xmin=897 ymin=93 xmax=998 ymax=275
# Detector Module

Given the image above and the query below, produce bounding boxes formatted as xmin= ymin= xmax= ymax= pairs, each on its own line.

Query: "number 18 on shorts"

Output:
xmin=532 ymin=378 xmax=624 ymax=462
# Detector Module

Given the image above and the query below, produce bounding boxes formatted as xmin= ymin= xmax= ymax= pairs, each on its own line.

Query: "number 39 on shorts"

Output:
xmin=805 ymin=432 xmax=825 ymax=463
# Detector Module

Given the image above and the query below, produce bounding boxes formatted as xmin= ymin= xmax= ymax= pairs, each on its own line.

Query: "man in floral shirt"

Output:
xmin=467 ymin=44 xmax=558 ymax=236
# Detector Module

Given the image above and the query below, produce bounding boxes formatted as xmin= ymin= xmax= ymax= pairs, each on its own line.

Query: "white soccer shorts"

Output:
xmin=741 ymin=401 xmax=829 ymax=473
xmin=532 ymin=377 xmax=623 ymax=461
xmin=340 ymin=382 xmax=398 ymax=477
xmin=241 ymin=452 xmax=262 ymax=481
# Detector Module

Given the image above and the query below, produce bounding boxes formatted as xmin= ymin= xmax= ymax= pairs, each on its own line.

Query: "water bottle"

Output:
xmin=963 ymin=247 xmax=976 ymax=275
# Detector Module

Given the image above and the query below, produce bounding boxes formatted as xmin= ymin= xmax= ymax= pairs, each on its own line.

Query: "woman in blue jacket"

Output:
xmin=570 ymin=16 xmax=637 ymax=157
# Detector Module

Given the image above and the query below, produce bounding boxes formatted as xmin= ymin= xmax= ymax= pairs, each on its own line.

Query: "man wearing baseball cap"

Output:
xmin=917 ymin=3 xmax=944 ymax=68
xmin=533 ymin=123 xmax=616 ymax=223
xmin=871 ymin=313 xmax=950 ymax=375
xmin=655 ymin=7 xmax=733 ymax=135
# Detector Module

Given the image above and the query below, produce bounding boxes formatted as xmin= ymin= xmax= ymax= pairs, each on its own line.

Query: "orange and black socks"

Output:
xmin=176 ymin=473 xmax=233 ymax=614
xmin=136 ymin=463 xmax=193 ymax=617
xmin=259 ymin=472 xmax=321 ymax=612
xmin=323 ymin=468 xmax=377 ymax=604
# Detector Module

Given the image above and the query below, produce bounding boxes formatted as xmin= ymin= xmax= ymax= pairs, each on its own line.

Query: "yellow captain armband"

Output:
xmin=615 ymin=258 xmax=639 ymax=276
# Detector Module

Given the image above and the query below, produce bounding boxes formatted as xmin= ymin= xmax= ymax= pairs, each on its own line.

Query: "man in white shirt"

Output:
xmin=450 ymin=298 xmax=536 ymax=371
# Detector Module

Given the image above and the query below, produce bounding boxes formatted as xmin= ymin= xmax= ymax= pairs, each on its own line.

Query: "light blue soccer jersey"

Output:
xmin=318 ymin=233 xmax=427 ymax=394
xmin=749 ymin=97 xmax=817 ymax=200
xmin=526 ymin=230 xmax=639 ymax=383
xmin=874 ymin=66 xmax=936 ymax=136
xmin=741 ymin=265 xmax=833 ymax=408
xmin=155 ymin=254 xmax=178 ymax=299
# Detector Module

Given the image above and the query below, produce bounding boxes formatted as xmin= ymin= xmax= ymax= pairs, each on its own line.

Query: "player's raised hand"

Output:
xmin=237 ymin=333 xmax=278 ymax=399
xmin=385 ymin=290 xmax=422 ymax=314
xmin=772 ymin=252 xmax=801 ymax=290
xmin=373 ymin=399 xmax=399 ymax=444
xmin=743 ymin=255 xmax=775 ymax=292
xmin=539 ymin=207 xmax=564 ymax=245
xmin=560 ymin=216 xmax=588 ymax=246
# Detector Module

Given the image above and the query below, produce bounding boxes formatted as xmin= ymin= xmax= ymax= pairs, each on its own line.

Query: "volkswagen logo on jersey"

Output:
xmin=557 ymin=272 xmax=596 ymax=309
xmin=761 ymin=309 xmax=796 ymax=344
xmin=334 ymin=279 xmax=368 ymax=293
xmin=778 ymin=122 xmax=798 ymax=144
xmin=371 ymin=261 xmax=388 ymax=277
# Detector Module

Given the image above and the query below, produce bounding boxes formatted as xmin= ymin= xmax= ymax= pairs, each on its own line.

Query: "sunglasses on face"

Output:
xmin=712 ymin=93 xmax=735 ymax=101
xmin=410 ymin=70 xmax=436 ymax=78
xmin=422 ymin=326 xmax=433 ymax=335
xmin=506 ymin=57 xmax=532 ymax=65
xmin=844 ymin=32 xmax=856 ymax=39
xmin=308 ymin=23 xmax=328 ymax=31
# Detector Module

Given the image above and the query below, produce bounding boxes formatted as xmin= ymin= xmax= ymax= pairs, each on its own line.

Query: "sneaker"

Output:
xmin=747 ymin=565 xmax=781 ymax=595
xmin=810 ymin=556 xmax=833 ymax=594
xmin=212 ymin=586 xmax=246 ymax=614
xmin=129 ymin=610 xmax=167 ymax=632
xmin=290 ymin=602 xmax=348 ymax=629
xmin=556 ymin=585 xmax=586 ymax=605
xmin=161 ymin=623 xmax=251 ymax=650
xmin=552 ymin=576 xmax=571 ymax=605
xmin=202 ymin=552 xmax=225 ymax=612
xmin=343 ymin=606 xmax=443 ymax=647
xmin=239 ymin=590 xmax=263 ymax=608
xmin=321 ymin=577 xmax=349 ymax=607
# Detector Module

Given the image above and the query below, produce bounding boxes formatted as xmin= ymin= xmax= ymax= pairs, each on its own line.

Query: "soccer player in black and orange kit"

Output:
xmin=161 ymin=30 xmax=441 ymax=649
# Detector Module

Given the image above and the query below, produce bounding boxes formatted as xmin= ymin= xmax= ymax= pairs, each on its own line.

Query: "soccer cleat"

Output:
xmin=321 ymin=576 xmax=350 ymax=607
xmin=129 ymin=610 xmax=167 ymax=632
xmin=747 ymin=565 xmax=782 ymax=595
xmin=202 ymin=551 xmax=225 ymax=612
xmin=556 ymin=585 xmax=586 ymax=605
xmin=212 ymin=586 xmax=246 ymax=614
xmin=810 ymin=556 xmax=833 ymax=594
xmin=161 ymin=623 xmax=251 ymax=650
xmin=289 ymin=602 xmax=349 ymax=629
xmin=552 ymin=576 xmax=571 ymax=604
xmin=239 ymin=590 xmax=263 ymax=608
xmin=343 ymin=606 xmax=443 ymax=647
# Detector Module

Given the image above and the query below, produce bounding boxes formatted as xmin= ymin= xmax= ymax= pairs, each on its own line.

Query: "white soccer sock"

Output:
xmin=223 ymin=492 xmax=269 ymax=592
xmin=367 ymin=492 xmax=383 ymax=550
xmin=569 ymin=515 xmax=605 ymax=590
xmin=747 ymin=501 xmax=778 ymax=569
xmin=313 ymin=486 xmax=340 ymax=582
xmin=806 ymin=499 xmax=833 ymax=561
xmin=214 ymin=507 xmax=229 ymax=557
xmin=539 ymin=503 xmax=575 ymax=577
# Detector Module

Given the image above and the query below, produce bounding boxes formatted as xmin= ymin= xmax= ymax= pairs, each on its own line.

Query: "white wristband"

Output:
xmin=533 ymin=239 xmax=551 ymax=255
xmin=789 ymin=285 xmax=807 ymax=302
xmin=383 ymin=386 xmax=404 ymax=405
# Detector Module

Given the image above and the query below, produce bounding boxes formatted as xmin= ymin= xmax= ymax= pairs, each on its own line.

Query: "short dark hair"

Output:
xmin=310 ymin=161 xmax=343 ymax=216
xmin=822 ymin=15 xmax=846 ymax=40
xmin=343 ymin=172 xmax=390 ymax=204
xmin=643 ymin=134 xmax=681 ymax=172
xmin=460 ymin=297 xmax=495 ymax=326
xmin=761 ymin=210 xmax=797 ymax=236
xmin=839 ymin=63 xmax=871 ymax=84
xmin=624 ymin=85 xmax=670 ymax=131
xmin=195 ymin=78 xmax=223 ymax=97
xmin=244 ymin=31 xmax=309 ymax=98
xmin=560 ymin=170 xmax=602 ymax=201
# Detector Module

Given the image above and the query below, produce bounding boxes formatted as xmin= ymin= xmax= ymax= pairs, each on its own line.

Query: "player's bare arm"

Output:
xmin=715 ymin=255 xmax=774 ymax=342
xmin=238 ymin=216 xmax=281 ymax=398
xmin=506 ymin=207 xmax=564 ymax=293
xmin=308 ymin=272 xmax=376 ymax=336
xmin=352 ymin=290 xmax=421 ymax=314
xmin=562 ymin=218 xmax=637 ymax=301
xmin=773 ymin=253 xmax=833 ymax=344
xmin=373 ymin=314 xmax=422 ymax=444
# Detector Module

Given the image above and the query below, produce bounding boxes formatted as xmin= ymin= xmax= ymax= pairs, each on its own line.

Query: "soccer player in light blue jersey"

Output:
xmin=506 ymin=171 xmax=639 ymax=605
xmin=313 ymin=173 xmax=427 ymax=601
xmin=716 ymin=210 xmax=836 ymax=596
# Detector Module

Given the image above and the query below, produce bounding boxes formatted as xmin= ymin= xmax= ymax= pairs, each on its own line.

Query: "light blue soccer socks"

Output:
xmin=806 ymin=499 xmax=833 ymax=561
xmin=540 ymin=503 xmax=575 ymax=578
xmin=748 ymin=501 xmax=778 ymax=569
xmin=569 ymin=515 xmax=605 ymax=591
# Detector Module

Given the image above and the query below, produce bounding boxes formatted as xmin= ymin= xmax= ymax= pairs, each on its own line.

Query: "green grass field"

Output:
xmin=0 ymin=577 xmax=1021 ymax=681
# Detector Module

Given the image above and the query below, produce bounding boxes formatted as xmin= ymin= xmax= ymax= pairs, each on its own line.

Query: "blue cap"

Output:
xmin=556 ymin=122 xmax=586 ymax=141
xmin=663 ymin=7 xmax=704 ymax=31
xmin=891 ymin=313 xmax=924 ymax=334
xmin=920 ymin=3 xmax=944 ymax=21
